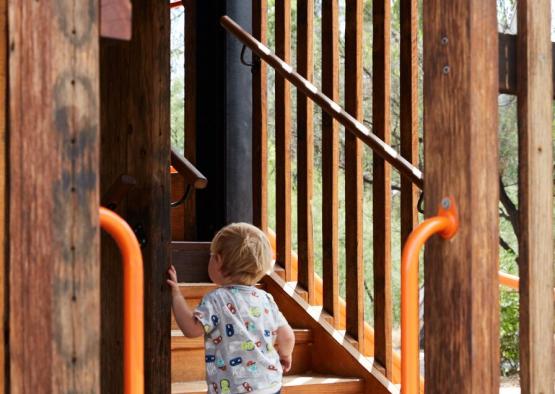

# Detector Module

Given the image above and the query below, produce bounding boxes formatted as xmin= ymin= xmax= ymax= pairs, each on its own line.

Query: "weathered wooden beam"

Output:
xmin=100 ymin=0 xmax=171 ymax=391
xmin=423 ymin=0 xmax=499 ymax=392
xmin=9 ymin=1 xmax=100 ymax=390
xmin=499 ymin=33 xmax=555 ymax=98
xmin=100 ymin=0 xmax=132 ymax=40
xmin=516 ymin=0 xmax=554 ymax=391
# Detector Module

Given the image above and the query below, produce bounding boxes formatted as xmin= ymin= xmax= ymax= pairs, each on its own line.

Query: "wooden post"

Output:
xmin=8 ymin=1 xmax=100 ymax=391
xmin=345 ymin=0 xmax=364 ymax=352
xmin=100 ymin=1 xmax=171 ymax=392
xmin=517 ymin=0 xmax=554 ymax=391
xmin=373 ymin=0 xmax=392 ymax=376
xmin=423 ymin=0 xmax=499 ymax=392
xmin=0 ymin=0 xmax=6 ymax=390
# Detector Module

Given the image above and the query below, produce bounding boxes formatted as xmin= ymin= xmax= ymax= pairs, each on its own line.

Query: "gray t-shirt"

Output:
xmin=194 ymin=285 xmax=288 ymax=394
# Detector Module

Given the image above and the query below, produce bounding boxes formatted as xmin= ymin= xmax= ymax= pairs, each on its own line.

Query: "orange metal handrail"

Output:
xmin=401 ymin=197 xmax=459 ymax=394
xmin=100 ymin=207 xmax=144 ymax=394
xmin=498 ymin=271 xmax=555 ymax=299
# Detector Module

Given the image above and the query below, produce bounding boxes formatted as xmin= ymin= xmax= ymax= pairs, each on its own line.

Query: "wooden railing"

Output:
xmin=223 ymin=0 xmax=422 ymax=379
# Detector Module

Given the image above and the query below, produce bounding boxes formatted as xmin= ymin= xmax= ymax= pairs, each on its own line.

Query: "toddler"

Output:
xmin=167 ymin=222 xmax=295 ymax=394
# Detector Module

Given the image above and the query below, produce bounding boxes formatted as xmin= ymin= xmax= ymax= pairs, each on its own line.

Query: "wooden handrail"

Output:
xmin=220 ymin=15 xmax=424 ymax=189
xmin=170 ymin=147 xmax=207 ymax=189
xmin=169 ymin=1 xmax=183 ymax=8
xmin=100 ymin=207 xmax=144 ymax=394
xmin=401 ymin=197 xmax=458 ymax=394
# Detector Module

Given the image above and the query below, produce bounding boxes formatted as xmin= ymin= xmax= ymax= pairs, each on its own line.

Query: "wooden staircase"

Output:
xmin=169 ymin=243 xmax=397 ymax=394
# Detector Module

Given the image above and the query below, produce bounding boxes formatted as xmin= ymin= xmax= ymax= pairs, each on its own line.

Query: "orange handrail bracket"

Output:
xmin=401 ymin=197 xmax=458 ymax=394
xmin=99 ymin=207 xmax=144 ymax=394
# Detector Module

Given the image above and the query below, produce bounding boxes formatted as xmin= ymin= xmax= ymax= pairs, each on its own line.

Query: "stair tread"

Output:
xmin=171 ymin=374 xmax=364 ymax=394
xmin=178 ymin=283 xmax=264 ymax=299
xmin=171 ymin=328 xmax=313 ymax=350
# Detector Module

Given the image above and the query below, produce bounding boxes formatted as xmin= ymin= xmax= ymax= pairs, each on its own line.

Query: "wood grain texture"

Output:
xmin=498 ymin=33 xmax=555 ymax=98
xmin=184 ymin=0 xmax=198 ymax=240
xmin=100 ymin=0 xmax=132 ymax=40
xmin=263 ymin=274 xmax=396 ymax=394
xmin=9 ymin=1 xmax=100 ymax=390
xmin=344 ymin=0 xmax=364 ymax=352
xmin=171 ymin=242 xmax=211 ymax=282
xmin=275 ymin=0 xmax=293 ymax=281
xmin=372 ymin=0 xmax=393 ymax=377
xmin=296 ymin=0 xmax=315 ymax=305
xmin=400 ymin=0 xmax=419 ymax=245
xmin=0 ymin=0 xmax=5 ymax=389
xmin=100 ymin=1 xmax=171 ymax=392
xmin=321 ymin=0 xmax=340 ymax=328
xmin=252 ymin=0 xmax=268 ymax=232
xmin=423 ymin=0 xmax=500 ymax=392
xmin=517 ymin=0 xmax=554 ymax=391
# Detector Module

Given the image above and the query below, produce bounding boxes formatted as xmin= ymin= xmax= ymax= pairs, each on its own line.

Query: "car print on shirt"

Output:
xmin=226 ymin=303 xmax=237 ymax=314
xmin=242 ymin=382 xmax=254 ymax=392
xmin=220 ymin=379 xmax=231 ymax=394
xmin=212 ymin=335 xmax=222 ymax=345
xmin=229 ymin=356 xmax=242 ymax=367
xmin=241 ymin=340 xmax=255 ymax=351
xmin=248 ymin=306 xmax=262 ymax=318
xmin=205 ymin=354 xmax=216 ymax=363
xmin=215 ymin=358 xmax=226 ymax=371
xmin=225 ymin=323 xmax=234 ymax=337
xmin=246 ymin=360 xmax=257 ymax=373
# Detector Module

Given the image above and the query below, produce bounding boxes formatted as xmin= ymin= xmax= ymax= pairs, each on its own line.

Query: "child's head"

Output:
xmin=209 ymin=222 xmax=273 ymax=285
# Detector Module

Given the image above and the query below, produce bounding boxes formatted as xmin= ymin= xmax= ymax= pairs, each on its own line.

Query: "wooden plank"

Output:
xmin=100 ymin=0 xmax=132 ymax=40
xmin=498 ymin=33 xmax=555 ymax=98
xmin=344 ymin=0 xmax=364 ymax=352
xmin=171 ymin=241 xmax=211 ymax=282
xmin=372 ymin=0 xmax=393 ymax=377
xmin=423 ymin=0 xmax=500 ymax=391
xmin=0 ymin=0 xmax=6 ymax=389
xmin=321 ymin=0 xmax=340 ymax=328
xmin=517 ymin=0 xmax=554 ymax=391
xmin=9 ymin=1 xmax=100 ymax=390
xmin=184 ymin=0 xmax=198 ymax=240
xmin=275 ymin=0 xmax=292 ymax=281
xmin=252 ymin=0 xmax=268 ymax=232
xmin=296 ymin=0 xmax=315 ymax=304
xmin=400 ymin=0 xmax=419 ymax=246
xmin=100 ymin=1 xmax=171 ymax=392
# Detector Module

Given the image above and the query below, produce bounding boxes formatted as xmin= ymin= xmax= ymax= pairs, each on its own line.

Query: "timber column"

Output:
xmin=423 ymin=0 xmax=499 ymax=393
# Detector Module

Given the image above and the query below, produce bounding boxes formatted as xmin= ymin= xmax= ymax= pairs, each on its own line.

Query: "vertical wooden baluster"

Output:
xmin=321 ymin=0 xmax=339 ymax=327
xmin=345 ymin=0 xmax=364 ymax=352
xmin=275 ymin=0 xmax=292 ymax=280
xmin=517 ymin=0 xmax=554 ymax=391
xmin=297 ymin=0 xmax=315 ymax=303
xmin=253 ymin=0 xmax=268 ymax=232
xmin=400 ymin=0 xmax=418 ymax=245
xmin=373 ymin=0 xmax=392 ymax=377
xmin=184 ymin=0 xmax=198 ymax=240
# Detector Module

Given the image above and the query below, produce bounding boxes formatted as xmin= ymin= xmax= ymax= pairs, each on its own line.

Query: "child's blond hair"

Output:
xmin=210 ymin=222 xmax=274 ymax=285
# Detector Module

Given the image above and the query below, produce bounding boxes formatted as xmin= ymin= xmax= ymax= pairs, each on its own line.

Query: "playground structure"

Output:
xmin=0 ymin=0 xmax=553 ymax=393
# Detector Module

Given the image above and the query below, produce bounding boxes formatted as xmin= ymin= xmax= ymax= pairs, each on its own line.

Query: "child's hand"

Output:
xmin=166 ymin=265 xmax=181 ymax=296
xmin=279 ymin=353 xmax=292 ymax=373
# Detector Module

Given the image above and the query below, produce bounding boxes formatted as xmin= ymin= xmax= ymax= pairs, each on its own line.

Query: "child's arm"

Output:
xmin=167 ymin=265 xmax=205 ymax=338
xmin=275 ymin=324 xmax=295 ymax=372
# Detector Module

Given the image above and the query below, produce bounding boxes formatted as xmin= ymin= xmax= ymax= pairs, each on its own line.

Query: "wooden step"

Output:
xmin=171 ymin=374 xmax=364 ymax=394
xmin=172 ymin=242 xmax=211 ymax=282
xmin=171 ymin=329 xmax=313 ymax=382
